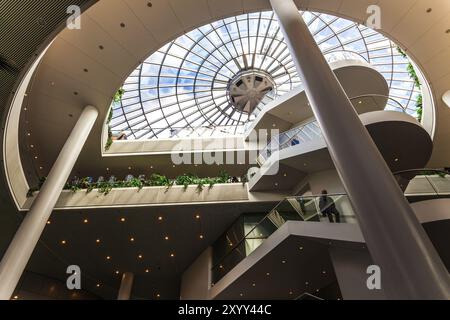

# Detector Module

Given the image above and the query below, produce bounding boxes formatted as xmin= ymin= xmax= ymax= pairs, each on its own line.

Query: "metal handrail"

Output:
xmin=257 ymin=95 xmax=407 ymax=164
xmin=211 ymin=193 xmax=348 ymax=272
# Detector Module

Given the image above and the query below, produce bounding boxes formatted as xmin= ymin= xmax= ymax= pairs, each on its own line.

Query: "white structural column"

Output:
xmin=0 ymin=105 xmax=98 ymax=300
xmin=117 ymin=272 xmax=134 ymax=300
xmin=270 ymin=0 xmax=450 ymax=299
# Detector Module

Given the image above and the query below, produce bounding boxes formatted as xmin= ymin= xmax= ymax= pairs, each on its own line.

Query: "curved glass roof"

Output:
xmin=110 ymin=11 xmax=421 ymax=140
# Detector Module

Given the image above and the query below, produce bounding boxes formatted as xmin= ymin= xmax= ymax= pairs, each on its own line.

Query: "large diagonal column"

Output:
xmin=270 ymin=0 xmax=450 ymax=299
xmin=0 ymin=105 xmax=98 ymax=300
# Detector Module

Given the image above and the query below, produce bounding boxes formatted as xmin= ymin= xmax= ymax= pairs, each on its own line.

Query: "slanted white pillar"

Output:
xmin=117 ymin=272 xmax=134 ymax=300
xmin=270 ymin=0 xmax=450 ymax=299
xmin=0 ymin=105 xmax=98 ymax=300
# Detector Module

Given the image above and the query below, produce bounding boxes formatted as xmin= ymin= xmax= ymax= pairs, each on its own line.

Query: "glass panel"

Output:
xmin=210 ymin=194 xmax=356 ymax=285
xmin=111 ymin=11 xmax=422 ymax=140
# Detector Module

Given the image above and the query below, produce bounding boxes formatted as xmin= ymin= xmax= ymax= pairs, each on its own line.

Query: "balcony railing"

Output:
xmin=395 ymin=169 xmax=450 ymax=196
xmin=211 ymin=194 xmax=356 ymax=285
xmin=110 ymin=125 xmax=247 ymax=140
xmin=257 ymin=95 xmax=406 ymax=165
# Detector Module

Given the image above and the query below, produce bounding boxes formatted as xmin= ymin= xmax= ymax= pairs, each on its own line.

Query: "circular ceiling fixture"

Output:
xmin=228 ymin=69 xmax=275 ymax=114
xmin=110 ymin=11 xmax=422 ymax=140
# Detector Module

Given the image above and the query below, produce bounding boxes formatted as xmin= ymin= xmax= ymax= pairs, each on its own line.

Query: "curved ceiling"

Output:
xmin=2 ymin=0 xmax=450 ymax=301
xmin=112 ymin=10 xmax=421 ymax=140
xmin=13 ymin=0 xmax=449 ymax=190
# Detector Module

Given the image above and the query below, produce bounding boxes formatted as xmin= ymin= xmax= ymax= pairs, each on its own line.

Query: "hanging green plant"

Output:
xmin=397 ymin=47 xmax=423 ymax=122
xmin=416 ymin=94 xmax=423 ymax=122
xmin=26 ymin=170 xmax=243 ymax=198
xmin=113 ymin=88 xmax=125 ymax=103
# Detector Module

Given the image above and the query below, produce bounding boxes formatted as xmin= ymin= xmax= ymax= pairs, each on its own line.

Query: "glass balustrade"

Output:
xmin=395 ymin=169 xmax=450 ymax=196
xmin=257 ymin=95 xmax=406 ymax=165
xmin=211 ymin=194 xmax=356 ymax=285
xmin=110 ymin=125 xmax=246 ymax=140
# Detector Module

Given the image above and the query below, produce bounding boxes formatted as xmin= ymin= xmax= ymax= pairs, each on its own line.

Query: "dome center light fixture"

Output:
xmin=228 ymin=70 xmax=275 ymax=115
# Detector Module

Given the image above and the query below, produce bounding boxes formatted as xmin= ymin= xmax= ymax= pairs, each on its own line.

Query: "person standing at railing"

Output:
xmin=319 ymin=190 xmax=341 ymax=223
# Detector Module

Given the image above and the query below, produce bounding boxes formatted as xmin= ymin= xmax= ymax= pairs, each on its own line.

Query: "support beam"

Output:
xmin=0 ymin=105 xmax=98 ymax=300
xmin=117 ymin=272 xmax=134 ymax=300
xmin=270 ymin=0 xmax=450 ymax=299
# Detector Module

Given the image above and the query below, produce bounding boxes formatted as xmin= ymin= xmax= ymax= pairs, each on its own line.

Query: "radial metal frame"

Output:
xmin=110 ymin=11 xmax=421 ymax=140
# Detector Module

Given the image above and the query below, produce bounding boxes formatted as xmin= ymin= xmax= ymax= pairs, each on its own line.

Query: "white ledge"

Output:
xmin=23 ymin=183 xmax=287 ymax=211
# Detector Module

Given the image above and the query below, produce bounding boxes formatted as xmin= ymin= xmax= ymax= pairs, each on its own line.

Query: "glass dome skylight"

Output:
xmin=110 ymin=11 xmax=421 ymax=140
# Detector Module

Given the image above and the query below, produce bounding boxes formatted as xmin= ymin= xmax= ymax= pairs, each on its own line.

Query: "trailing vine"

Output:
xmin=27 ymin=171 xmax=245 ymax=197
xmin=105 ymin=88 xmax=126 ymax=151
xmin=397 ymin=47 xmax=423 ymax=122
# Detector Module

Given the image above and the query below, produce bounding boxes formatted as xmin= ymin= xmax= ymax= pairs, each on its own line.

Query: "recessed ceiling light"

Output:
xmin=158 ymin=216 xmax=163 ymax=221
xmin=252 ymin=283 xmax=256 ymax=287
xmin=13 ymin=296 xmax=19 ymax=300
xmin=305 ymin=282 xmax=309 ymax=286
xmin=156 ymin=294 xmax=161 ymax=298
xmin=164 ymin=236 xmax=169 ymax=241
xmin=83 ymin=219 xmax=89 ymax=224
xmin=128 ymin=167 xmax=132 ymax=170
xmin=358 ymin=100 xmax=362 ymax=104
xmin=289 ymin=291 xmax=293 ymax=295
xmin=120 ymin=218 xmax=126 ymax=222
xmin=195 ymin=214 xmax=201 ymax=219
xmin=96 ymin=283 xmax=101 ymax=288
xmin=47 ymin=220 xmax=51 ymax=225
xmin=322 ymin=270 xmax=327 ymax=275
xmin=240 ymin=293 xmax=243 ymax=297
xmin=394 ymin=158 xmax=399 ymax=162
xmin=115 ymin=271 xmax=120 ymax=275
xmin=266 ymin=272 xmax=270 ymax=276
xmin=145 ymin=269 xmax=150 ymax=273
xmin=299 ymin=246 xmax=303 ymax=250
xmin=106 ymin=256 xmax=111 ymax=260
xmin=282 ymin=260 xmax=286 ymax=264
xmin=199 ymin=235 xmax=204 ymax=239
xmin=30 ymin=145 xmax=34 ymax=148
xmin=130 ymin=237 xmax=135 ymax=242
xmin=138 ymin=254 xmax=143 ymax=259
xmin=170 ymin=253 xmax=175 ymax=258
xmin=61 ymin=240 xmax=67 ymax=245
xmin=96 ymin=239 xmax=101 ymax=244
